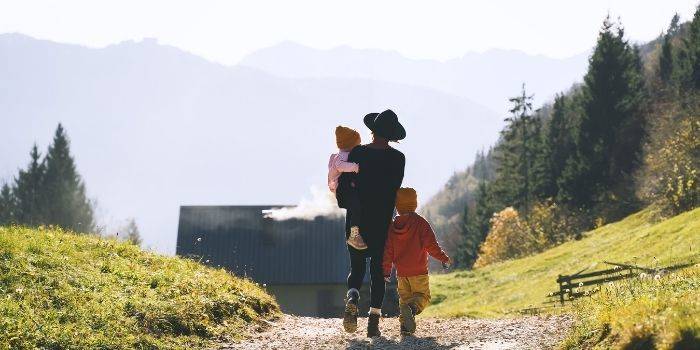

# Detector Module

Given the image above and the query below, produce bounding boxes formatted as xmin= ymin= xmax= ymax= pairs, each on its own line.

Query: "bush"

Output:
xmin=639 ymin=94 xmax=699 ymax=215
xmin=474 ymin=207 xmax=533 ymax=267
xmin=474 ymin=202 xmax=588 ymax=268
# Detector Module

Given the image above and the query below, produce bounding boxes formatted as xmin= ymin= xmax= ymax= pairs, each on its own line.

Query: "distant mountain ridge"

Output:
xmin=240 ymin=41 xmax=589 ymax=113
xmin=1 ymin=33 xmax=503 ymax=253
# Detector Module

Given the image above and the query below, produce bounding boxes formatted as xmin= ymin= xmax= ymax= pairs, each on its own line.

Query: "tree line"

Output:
xmin=453 ymin=10 xmax=700 ymax=268
xmin=0 ymin=124 xmax=95 ymax=232
xmin=0 ymin=124 xmax=143 ymax=246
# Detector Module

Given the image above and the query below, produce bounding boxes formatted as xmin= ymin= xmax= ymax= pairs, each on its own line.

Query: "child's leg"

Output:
xmin=345 ymin=188 xmax=367 ymax=250
xmin=407 ymin=275 xmax=431 ymax=314
xmin=345 ymin=187 xmax=362 ymax=229
xmin=397 ymin=277 xmax=416 ymax=334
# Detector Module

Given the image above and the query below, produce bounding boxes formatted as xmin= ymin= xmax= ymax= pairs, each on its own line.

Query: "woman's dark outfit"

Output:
xmin=344 ymin=145 xmax=405 ymax=309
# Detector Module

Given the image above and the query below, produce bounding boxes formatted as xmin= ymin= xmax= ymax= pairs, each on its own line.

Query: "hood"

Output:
xmin=391 ymin=213 xmax=419 ymax=239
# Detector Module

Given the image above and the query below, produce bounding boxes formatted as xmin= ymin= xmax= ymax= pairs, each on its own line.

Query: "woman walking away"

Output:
xmin=342 ymin=109 xmax=405 ymax=338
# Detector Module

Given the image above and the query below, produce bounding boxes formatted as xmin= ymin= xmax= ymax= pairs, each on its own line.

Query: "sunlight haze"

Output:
xmin=1 ymin=0 xmax=697 ymax=64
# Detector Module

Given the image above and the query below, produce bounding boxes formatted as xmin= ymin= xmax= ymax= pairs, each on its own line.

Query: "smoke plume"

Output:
xmin=262 ymin=186 xmax=344 ymax=221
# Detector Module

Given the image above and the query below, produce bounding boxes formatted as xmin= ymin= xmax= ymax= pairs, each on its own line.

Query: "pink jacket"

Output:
xmin=328 ymin=151 xmax=359 ymax=193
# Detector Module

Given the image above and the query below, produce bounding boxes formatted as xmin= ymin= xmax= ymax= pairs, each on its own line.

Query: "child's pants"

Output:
xmin=337 ymin=180 xmax=361 ymax=230
xmin=397 ymin=274 xmax=431 ymax=315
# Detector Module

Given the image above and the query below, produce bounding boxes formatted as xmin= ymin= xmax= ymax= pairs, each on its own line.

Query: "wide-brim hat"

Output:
xmin=363 ymin=109 xmax=406 ymax=141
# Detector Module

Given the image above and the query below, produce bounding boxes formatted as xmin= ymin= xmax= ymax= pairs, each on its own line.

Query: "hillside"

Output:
xmin=0 ymin=226 xmax=279 ymax=349
xmin=425 ymin=207 xmax=700 ymax=318
xmin=0 ymin=33 xmax=501 ymax=253
xmin=420 ymin=20 xmax=679 ymax=250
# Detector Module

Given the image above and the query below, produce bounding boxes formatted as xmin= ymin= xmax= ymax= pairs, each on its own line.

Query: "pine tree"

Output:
xmin=688 ymin=6 xmax=700 ymax=89
xmin=13 ymin=145 xmax=46 ymax=226
xmin=42 ymin=124 xmax=95 ymax=232
xmin=123 ymin=218 xmax=142 ymax=247
xmin=659 ymin=13 xmax=681 ymax=85
xmin=0 ymin=183 xmax=15 ymax=225
xmin=659 ymin=30 xmax=675 ymax=83
xmin=562 ymin=18 xmax=647 ymax=210
xmin=491 ymin=84 xmax=537 ymax=211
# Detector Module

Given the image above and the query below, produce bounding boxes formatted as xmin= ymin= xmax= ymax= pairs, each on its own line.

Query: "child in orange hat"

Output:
xmin=328 ymin=126 xmax=367 ymax=250
xmin=383 ymin=187 xmax=451 ymax=335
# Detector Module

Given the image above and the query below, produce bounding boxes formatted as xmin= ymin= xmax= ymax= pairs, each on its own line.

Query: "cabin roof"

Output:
xmin=176 ymin=205 xmax=349 ymax=285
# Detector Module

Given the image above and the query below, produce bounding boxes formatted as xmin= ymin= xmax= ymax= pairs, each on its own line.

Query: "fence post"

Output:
xmin=558 ymin=274 xmax=564 ymax=305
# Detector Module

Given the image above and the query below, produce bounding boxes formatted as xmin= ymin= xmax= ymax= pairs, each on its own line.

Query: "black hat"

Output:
xmin=363 ymin=109 xmax=406 ymax=141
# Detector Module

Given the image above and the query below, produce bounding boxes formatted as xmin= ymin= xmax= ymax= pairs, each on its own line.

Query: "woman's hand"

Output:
xmin=384 ymin=276 xmax=391 ymax=283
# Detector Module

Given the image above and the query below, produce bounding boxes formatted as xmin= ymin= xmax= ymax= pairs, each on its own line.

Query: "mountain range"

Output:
xmin=1 ymin=33 xmax=587 ymax=253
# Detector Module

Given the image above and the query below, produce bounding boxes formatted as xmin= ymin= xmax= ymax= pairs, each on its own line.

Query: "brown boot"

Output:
xmin=400 ymin=303 xmax=417 ymax=335
xmin=347 ymin=226 xmax=367 ymax=250
xmin=342 ymin=290 xmax=359 ymax=333
xmin=367 ymin=313 xmax=381 ymax=337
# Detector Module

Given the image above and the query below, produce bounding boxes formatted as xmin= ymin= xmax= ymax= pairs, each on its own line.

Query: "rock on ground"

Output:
xmin=222 ymin=314 xmax=573 ymax=350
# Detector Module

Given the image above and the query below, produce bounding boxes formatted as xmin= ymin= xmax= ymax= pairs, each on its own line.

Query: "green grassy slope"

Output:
xmin=425 ymin=208 xmax=700 ymax=318
xmin=0 ymin=226 xmax=279 ymax=350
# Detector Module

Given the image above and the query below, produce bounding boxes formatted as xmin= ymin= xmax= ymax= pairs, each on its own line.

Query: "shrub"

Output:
xmin=638 ymin=94 xmax=700 ymax=215
xmin=474 ymin=207 xmax=534 ymax=267
xmin=474 ymin=202 xmax=589 ymax=267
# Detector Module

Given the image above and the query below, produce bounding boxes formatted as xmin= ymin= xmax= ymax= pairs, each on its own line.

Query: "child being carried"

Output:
xmin=328 ymin=126 xmax=367 ymax=250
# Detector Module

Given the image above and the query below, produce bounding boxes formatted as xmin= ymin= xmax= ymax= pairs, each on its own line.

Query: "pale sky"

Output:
xmin=1 ymin=0 xmax=697 ymax=64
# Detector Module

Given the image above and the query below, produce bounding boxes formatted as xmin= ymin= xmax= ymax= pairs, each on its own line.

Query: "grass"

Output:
xmin=425 ymin=207 xmax=700 ymax=348
xmin=0 ymin=225 xmax=279 ymax=350
xmin=426 ymin=208 xmax=700 ymax=318
xmin=561 ymin=265 xmax=699 ymax=349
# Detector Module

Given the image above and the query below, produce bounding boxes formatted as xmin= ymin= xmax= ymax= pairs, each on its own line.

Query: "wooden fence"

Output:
xmin=547 ymin=260 xmax=696 ymax=305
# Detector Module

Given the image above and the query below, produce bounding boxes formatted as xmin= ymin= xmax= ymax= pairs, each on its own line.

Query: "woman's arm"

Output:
xmin=336 ymin=160 xmax=359 ymax=173
xmin=391 ymin=152 xmax=405 ymax=191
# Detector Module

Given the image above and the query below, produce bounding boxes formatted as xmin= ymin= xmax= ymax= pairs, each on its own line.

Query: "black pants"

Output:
xmin=347 ymin=247 xmax=385 ymax=309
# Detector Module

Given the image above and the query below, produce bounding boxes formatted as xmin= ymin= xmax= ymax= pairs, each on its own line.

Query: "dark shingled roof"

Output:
xmin=176 ymin=206 xmax=349 ymax=285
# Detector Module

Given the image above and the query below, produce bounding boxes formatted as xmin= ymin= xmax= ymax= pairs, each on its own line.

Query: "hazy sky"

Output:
xmin=1 ymin=1 xmax=697 ymax=64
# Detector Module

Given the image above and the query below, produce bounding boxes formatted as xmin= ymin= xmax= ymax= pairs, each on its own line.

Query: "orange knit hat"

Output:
xmin=335 ymin=126 xmax=361 ymax=150
xmin=396 ymin=187 xmax=418 ymax=214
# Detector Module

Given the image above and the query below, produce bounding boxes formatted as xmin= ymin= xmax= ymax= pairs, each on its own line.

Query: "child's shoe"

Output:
xmin=399 ymin=303 xmax=417 ymax=335
xmin=347 ymin=226 xmax=367 ymax=250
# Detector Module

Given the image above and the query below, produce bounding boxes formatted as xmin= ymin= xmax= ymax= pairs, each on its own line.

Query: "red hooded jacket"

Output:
xmin=382 ymin=213 xmax=449 ymax=277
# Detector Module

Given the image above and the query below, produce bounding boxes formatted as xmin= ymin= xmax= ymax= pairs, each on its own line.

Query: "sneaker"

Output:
xmin=367 ymin=313 xmax=381 ymax=337
xmin=400 ymin=303 xmax=417 ymax=334
xmin=347 ymin=226 xmax=368 ymax=250
xmin=343 ymin=293 xmax=358 ymax=333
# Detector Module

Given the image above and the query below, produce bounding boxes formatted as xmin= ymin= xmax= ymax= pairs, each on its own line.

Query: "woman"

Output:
xmin=342 ymin=109 xmax=405 ymax=338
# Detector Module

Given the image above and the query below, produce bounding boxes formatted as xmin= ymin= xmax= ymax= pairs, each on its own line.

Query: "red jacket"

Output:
xmin=382 ymin=213 xmax=450 ymax=277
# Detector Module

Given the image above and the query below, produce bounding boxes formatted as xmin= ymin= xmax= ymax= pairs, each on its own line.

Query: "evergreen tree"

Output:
xmin=540 ymin=94 xmax=574 ymax=199
xmin=0 ymin=183 xmax=15 ymax=225
xmin=659 ymin=13 xmax=682 ymax=85
xmin=561 ymin=18 xmax=647 ymax=210
xmin=13 ymin=145 xmax=46 ymax=226
xmin=123 ymin=218 xmax=142 ymax=247
xmin=42 ymin=124 xmax=95 ymax=232
xmin=659 ymin=29 xmax=675 ymax=83
xmin=473 ymin=181 xmax=498 ymax=240
xmin=688 ymin=6 xmax=700 ymax=88
xmin=491 ymin=84 xmax=537 ymax=211
xmin=669 ymin=13 xmax=681 ymax=36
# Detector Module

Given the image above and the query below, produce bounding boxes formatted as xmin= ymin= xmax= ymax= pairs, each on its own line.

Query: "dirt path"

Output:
xmin=223 ymin=314 xmax=573 ymax=349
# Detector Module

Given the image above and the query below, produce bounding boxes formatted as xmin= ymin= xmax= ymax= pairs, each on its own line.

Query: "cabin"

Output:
xmin=175 ymin=205 xmax=398 ymax=317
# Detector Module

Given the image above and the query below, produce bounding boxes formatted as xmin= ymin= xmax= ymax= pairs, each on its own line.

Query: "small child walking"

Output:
xmin=382 ymin=187 xmax=451 ymax=336
xmin=328 ymin=126 xmax=367 ymax=250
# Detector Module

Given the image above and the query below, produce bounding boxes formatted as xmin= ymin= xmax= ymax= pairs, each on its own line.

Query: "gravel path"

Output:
xmin=223 ymin=314 xmax=573 ymax=349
